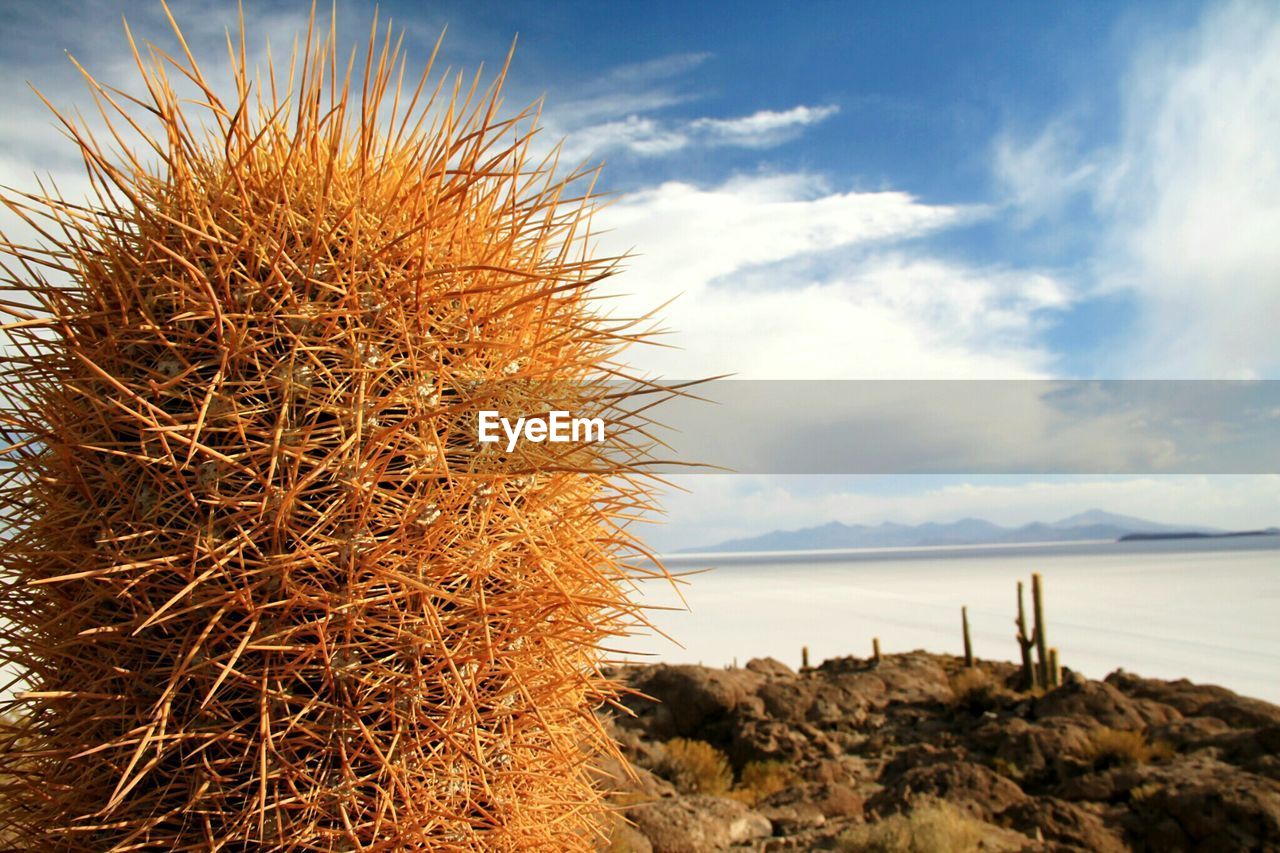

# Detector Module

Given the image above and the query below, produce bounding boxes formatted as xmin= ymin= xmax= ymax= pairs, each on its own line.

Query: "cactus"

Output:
xmin=802 ymin=645 xmax=810 ymax=670
xmin=1031 ymin=572 xmax=1058 ymax=688
xmin=961 ymin=606 xmax=974 ymax=667
xmin=1014 ymin=575 xmax=1062 ymax=690
xmin=1015 ymin=580 xmax=1039 ymax=690
xmin=0 ymin=9 xmax=663 ymax=850
xmin=872 ymin=636 xmax=881 ymax=665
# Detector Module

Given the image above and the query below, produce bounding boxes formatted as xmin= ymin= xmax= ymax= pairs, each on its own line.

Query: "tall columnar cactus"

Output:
xmin=0 ymin=10 xmax=662 ymax=850
xmin=1032 ymin=572 xmax=1056 ymax=688
xmin=1015 ymin=573 xmax=1059 ymax=690
xmin=1015 ymin=579 xmax=1038 ymax=690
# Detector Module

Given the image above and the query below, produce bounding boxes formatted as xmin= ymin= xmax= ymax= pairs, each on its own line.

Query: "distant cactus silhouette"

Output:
xmin=1016 ymin=580 xmax=1039 ymax=689
xmin=1032 ymin=572 xmax=1059 ymax=688
xmin=0 ymin=7 xmax=665 ymax=849
xmin=1015 ymin=573 xmax=1059 ymax=690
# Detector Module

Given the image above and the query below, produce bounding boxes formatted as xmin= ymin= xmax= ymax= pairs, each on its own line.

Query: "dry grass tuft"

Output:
xmin=1084 ymin=728 xmax=1175 ymax=769
xmin=655 ymin=738 xmax=734 ymax=796
xmin=839 ymin=801 xmax=990 ymax=853
xmin=730 ymin=760 xmax=795 ymax=805
xmin=949 ymin=667 xmax=1010 ymax=712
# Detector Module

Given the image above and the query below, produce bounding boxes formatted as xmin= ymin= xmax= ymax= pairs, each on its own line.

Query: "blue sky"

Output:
xmin=1 ymin=1 xmax=1277 ymax=547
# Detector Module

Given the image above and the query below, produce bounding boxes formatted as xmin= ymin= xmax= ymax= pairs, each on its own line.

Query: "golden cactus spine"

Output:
xmin=0 ymin=8 xmax=663 ymax=850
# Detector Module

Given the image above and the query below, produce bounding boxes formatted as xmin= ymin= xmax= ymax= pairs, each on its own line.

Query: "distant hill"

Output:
xmin=685 ymin=509 xmax=1226 ymax=553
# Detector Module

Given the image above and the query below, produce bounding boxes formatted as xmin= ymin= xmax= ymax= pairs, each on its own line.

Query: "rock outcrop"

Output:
xmin=600 ymin=653 xmax=1280 ymax=851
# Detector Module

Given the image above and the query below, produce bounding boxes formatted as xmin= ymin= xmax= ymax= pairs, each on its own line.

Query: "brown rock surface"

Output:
xmin=621 ymin=665 xmax=764 ymax=739
xmin=1000 ymin=796 xmax=1127 ymax=852
xmin=1116 ymin=756 xmax=1280 ymax=850
xmin=602 ymin=652 xmax=1280 ymax=852
xmin=1106 ymin=670 xmax=1280 ymax=728
xmin=1033 ymin=680 xmax=1147 ymax=730
xmin=868 ymin=760 xmax=1029 ymax=821
xmin=625 ymin=796 xmax=771 ymax=853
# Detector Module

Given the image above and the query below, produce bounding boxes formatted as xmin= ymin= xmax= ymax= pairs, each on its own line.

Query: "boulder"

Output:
xmin=999 ymin=796 xmax=1127 ymax=852
xmin=595 ymin=753 xmax=676 ymax=801
xmin=871 ymin=653 xmax=954 ymax=705
xmin=879 ymin=743 xmax=969 ymax=780
xmin=810 ymin=680 xmax=879 ymax=724
xmin=968 ymin=716 xmax=1098 ymax=776
xmin=745 ymin=657 xmax=794 ymax=679
xmin=626 ymin=795 xmax=771 ymax=853
xmin=1199 ymin=695 xmax=1280 ymax=729
xmin=758 ymin=680 xmax=818 ymax=723
xmin=1148 ymin=716 xmax=1231 ymax=752
xmin=1106 ymin=670 xmax=1280 ymax=728
xmin=1116 ymin=757 xmax=1280 ymax=851
xmin=868 ymin=760 xmax=1029 ymax=821
xmin=727 ymin=715 xmax=813 ymax=766
xmin=812 ymin=782 xmax=865 ymax=820
xmin=1130 ymin=697 xmax=1183 ymax=727
xmin=756 ymin=801 xmax=826 ymax=835
xmin=825 ymin=672 xmax=890 ymax=710
xmin=1193 ymin=723 xmax=1280 ymax=771
xmin=817 ymin=652 xmax=953 ymax=706
xmin=625 ymin=665 xmax=764 ymax=739
xmin=608 ymin=823 xmax=654 ymax=853
xmin=1034 ymin=680 xmax=1146 ymax=730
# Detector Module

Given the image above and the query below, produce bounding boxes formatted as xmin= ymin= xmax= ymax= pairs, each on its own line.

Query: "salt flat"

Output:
xmin=626 ymin=536 xmax=1280 ymax=702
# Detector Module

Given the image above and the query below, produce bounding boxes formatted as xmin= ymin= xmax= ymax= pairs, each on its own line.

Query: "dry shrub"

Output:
xmin=839 ymin=801 xmax=989 ymax=853
xmin=949 ymin=667 xmax=1009 ymax=713
xmin=1084 ymin=728 xmax=1175 ymax=769
xmin=730 ymin=760 xmax=795 ymax=804
xmin=655 ymin=738 xmax=733 ymax=796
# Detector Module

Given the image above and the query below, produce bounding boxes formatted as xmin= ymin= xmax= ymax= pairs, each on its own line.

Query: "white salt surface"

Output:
xmin=625 ymin=537 xmax=1280 ymax=703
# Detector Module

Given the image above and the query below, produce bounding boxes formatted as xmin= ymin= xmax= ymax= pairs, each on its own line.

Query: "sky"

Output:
xmin=1 ymin=1 xmax=1277 ymax=549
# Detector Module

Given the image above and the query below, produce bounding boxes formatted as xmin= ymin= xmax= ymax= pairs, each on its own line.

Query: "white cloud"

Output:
xmin=998 ymin=0 xmax=1280 ymax=378
xmin=2 ymin=13 xmax=1068 ymax=385
xmin=558 ymin=104 xmax=839 ymax=161
xmin=558 ymin=116 xmax=693 ymax=160
xmin=993 ymin=120 xmax=1098 ymax=224
xmin=555 ymin=53 xmax=712 ymax=118
xmin=692 ymin=105 xmax=839 ymax=142
xmin=593 ymin=174 xmax=1066 ymax=378
xmin=1109 ymin=0 xmax=1280 ymax=377
xmin=0 ymin=3 xmax=321 ymax=240
xmin=533 ymin=49 xmax=837 ymax=162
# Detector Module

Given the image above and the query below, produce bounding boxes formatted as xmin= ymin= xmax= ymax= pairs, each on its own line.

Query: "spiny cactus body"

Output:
xmin=0 ymin=9 xmax=661 ymax=850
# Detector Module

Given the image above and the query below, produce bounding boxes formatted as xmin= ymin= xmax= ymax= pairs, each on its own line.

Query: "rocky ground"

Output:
xmin=596 ymin=652 xmax=1280 ymax=851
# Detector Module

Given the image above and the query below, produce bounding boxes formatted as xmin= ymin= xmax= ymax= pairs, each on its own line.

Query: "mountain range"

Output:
xmin=685 ymin=509 xmax=1232 ymax=553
